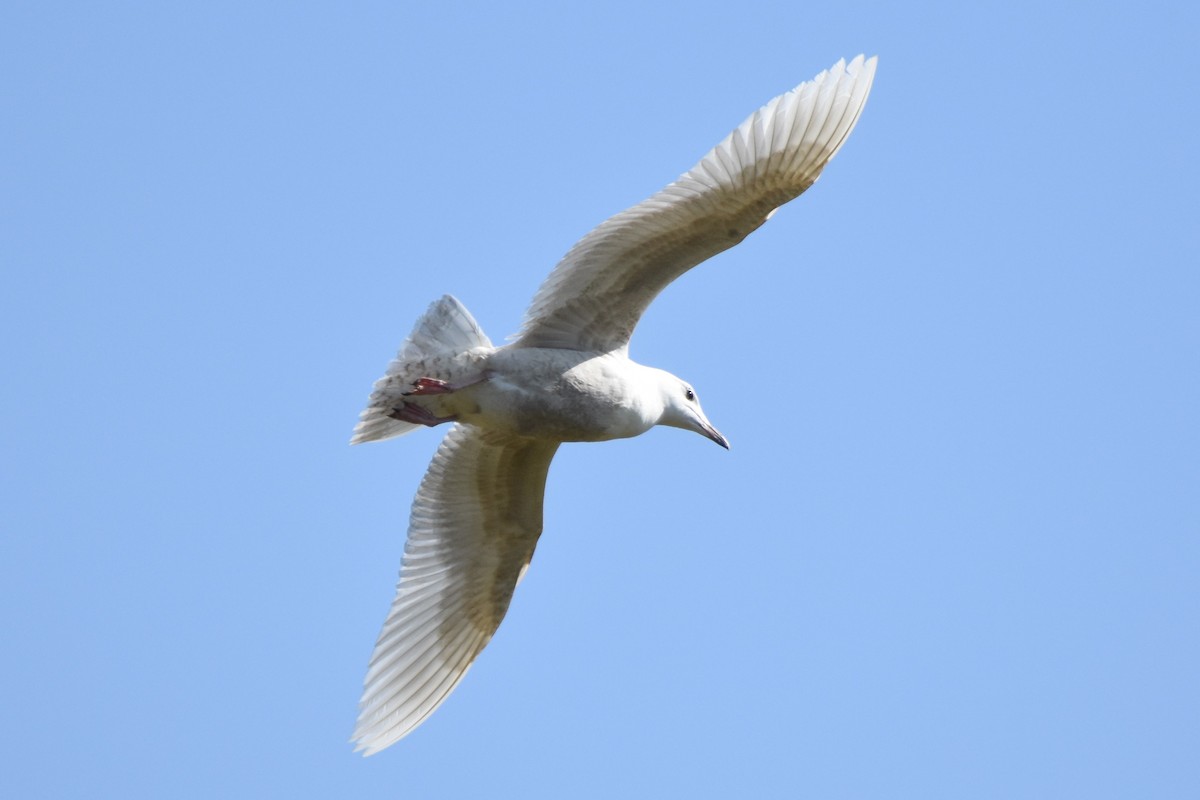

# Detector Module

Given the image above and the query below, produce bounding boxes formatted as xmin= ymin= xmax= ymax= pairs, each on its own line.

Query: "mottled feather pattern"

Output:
xmin=351 ymin=297 xmax=493 ymax=445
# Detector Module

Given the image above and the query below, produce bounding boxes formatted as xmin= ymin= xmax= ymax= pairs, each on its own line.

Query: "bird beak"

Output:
xmin=697 ymin=418 xmax=730 ymax=450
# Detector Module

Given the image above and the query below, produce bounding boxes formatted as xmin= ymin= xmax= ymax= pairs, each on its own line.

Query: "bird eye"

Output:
xmin=685 ymin=388 xmax=695 ymax=401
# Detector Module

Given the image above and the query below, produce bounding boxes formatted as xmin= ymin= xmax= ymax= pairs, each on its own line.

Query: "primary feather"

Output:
xmin=515 ymin=55 xmax=876 ymax=353
xmin=354 ymin=426 xmax=559 ymax=753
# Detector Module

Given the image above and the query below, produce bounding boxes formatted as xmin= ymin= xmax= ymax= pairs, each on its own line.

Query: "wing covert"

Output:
xmin=514 ymin=55 xmax=877 ymax=353
xmin=352 ymin=425 xmax=559 ymax=754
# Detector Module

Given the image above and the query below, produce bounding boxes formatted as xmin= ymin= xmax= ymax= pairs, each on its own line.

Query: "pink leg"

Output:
xmin=402 ymin=373 xmax=488 ymax=397
xmin=403 ymin=377 xmax=454 ymax=396
xmin=386 ymin=400 xmax=457 ymax=428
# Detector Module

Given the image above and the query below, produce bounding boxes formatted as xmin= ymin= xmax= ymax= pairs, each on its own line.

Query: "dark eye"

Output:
xmin=685 ymin=388 xmax=695 ymax=401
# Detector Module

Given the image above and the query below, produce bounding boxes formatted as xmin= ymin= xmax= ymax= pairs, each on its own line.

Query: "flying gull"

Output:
xmin=350 ymin=55 xmax=877 ymax=754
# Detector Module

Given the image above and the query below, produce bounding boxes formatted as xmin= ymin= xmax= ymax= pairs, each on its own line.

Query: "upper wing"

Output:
xmin=514 ymin=55 xmax=877 ymax=353
xmin=352 ymin=424 xmax=559 ymax=754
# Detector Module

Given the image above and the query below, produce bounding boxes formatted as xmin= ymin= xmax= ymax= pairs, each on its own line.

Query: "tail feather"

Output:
xmin=390 ymin=295 xmax=492 ymax=369
xmin=351 ymin=296 xmax=492 ymax=445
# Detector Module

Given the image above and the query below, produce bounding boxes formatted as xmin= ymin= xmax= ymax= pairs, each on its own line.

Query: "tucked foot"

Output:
xmin=403 ymin=377 xmax=455 ymax=396
xmin=386 ymin=400 xmax=457 ymax=428
xmin=402 ymin=372 xmax=490 ymax=397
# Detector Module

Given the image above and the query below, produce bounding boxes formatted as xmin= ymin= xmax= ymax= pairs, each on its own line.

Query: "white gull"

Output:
xmin=350 ymin=55 xmax=877 ymax=754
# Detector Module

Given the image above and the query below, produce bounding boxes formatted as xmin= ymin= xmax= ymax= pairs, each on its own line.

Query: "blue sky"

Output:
xmin=3 ymin=1 xmax=1198 ymax=797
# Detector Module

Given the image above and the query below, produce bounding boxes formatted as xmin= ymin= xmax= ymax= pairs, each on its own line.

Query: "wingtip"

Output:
xmin=351 ymin=738 xmax=378 ymax=757
xmin=853 ymin=54 xmax=880 ymax=80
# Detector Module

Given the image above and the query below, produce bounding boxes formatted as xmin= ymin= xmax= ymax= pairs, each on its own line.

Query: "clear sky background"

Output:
xmin=3 ymin=2 xmax=1198 ymax=797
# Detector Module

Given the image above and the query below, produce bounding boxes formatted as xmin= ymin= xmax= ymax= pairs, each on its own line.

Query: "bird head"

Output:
xmin=655 ymin=374 xmax=729 ymax=449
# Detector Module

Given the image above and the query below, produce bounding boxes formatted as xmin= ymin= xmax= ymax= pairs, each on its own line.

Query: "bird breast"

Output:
xmin=461 ymin=348 xmax=659 ymax=443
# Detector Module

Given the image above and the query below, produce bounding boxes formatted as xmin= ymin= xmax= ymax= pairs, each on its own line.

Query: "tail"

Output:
xmin=350 ymin=295 xmax=493 ymax=445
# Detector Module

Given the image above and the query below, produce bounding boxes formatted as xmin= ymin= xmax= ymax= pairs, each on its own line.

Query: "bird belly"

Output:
xmin=456 ymin=349 xmax=653 ymax=442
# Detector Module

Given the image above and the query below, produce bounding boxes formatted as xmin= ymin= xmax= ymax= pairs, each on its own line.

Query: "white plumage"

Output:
xmin=351 ymin=55 xmax=877 ymax=754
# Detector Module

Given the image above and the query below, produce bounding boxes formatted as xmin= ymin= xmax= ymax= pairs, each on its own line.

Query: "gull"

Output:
xmin=349 ymin=55 xmax=877 ymax=754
